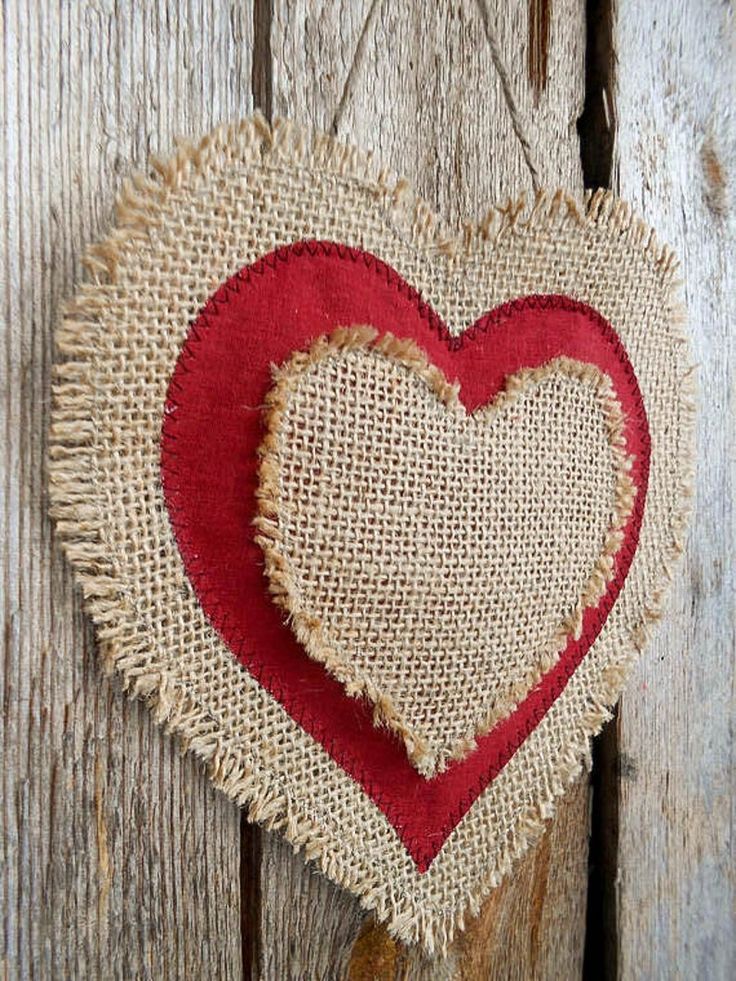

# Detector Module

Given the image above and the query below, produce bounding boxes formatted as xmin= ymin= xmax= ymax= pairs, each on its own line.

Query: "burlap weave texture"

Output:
xmin=258 ymin=334 xmax=635 ymax=776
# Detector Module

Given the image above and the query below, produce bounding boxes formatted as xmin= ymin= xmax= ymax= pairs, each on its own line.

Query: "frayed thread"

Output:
xmin=79 ymin=112 xmax=680 ymax=283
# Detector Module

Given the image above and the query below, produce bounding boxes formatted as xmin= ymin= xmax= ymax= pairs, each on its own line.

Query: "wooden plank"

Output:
xmin=348 ymin=787 xmax=589 ymax=981
xmin=244 ymin=2 xmax=590 ymax=976
xmin=613 ymin=1 xmax=735 ymax=977
xmin=0 ymin=3 xmax=253 ymax=977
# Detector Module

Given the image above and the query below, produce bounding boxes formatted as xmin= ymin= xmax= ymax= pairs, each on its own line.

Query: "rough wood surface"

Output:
xmin=0 ymin=3 xmax=251 ymax=978
xmin=612 ymin=2 xmax=736 ymax=978
xmin=347 ymin=787 xmax=589 ymax=981
xmin=247 ymin=2 xmax=590 ymax=977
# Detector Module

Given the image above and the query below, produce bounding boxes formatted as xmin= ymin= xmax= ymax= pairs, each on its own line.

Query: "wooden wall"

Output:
xmin=2 ymin=1 xmax=733 ymax=978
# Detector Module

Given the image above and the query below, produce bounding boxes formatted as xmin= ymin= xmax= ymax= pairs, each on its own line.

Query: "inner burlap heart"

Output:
xmin=256 ymin=327 xmax=636 ymax=777
xmin=49 ymin=115 xmax=693 ymax=952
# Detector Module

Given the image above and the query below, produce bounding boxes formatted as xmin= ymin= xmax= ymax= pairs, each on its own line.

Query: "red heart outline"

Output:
xmin=161 ymin=242 xmax=650 ymax=871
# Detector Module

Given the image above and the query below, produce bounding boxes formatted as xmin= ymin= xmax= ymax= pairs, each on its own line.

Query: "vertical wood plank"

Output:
xmin=243 ymin=2 xmax=590 ymax=976
xmin=348 ymin=787 xmax=590 ymax=981
xmin=613 ymin=1 xmax=735 ymax=977
xmin=1 ymin=3 xmax=254 ymax=977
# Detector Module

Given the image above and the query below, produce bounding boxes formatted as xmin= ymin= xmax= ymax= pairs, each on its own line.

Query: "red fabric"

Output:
xmin=160 ymin=241 xmax=650 ymax=871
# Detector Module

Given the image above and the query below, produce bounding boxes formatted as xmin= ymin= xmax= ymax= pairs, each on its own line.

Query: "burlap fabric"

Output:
xmin=49 ymin=115 xmax=694 ymax=952
xmin=257 ymin=333 xmax=636 ymax=777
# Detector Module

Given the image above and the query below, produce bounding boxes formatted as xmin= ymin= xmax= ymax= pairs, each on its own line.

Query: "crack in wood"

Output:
xmin=242 ymin=4 xmax=274 ymax=975
xmin=528 ymin=0 xmax=552 ymax=104
xmin=577 ymin=3 xmax=620 ymax=977
xmin=577 ymin=0 xmax=617 ymax=191
xmin=240 ymin=815 xmax=263 ymax=980
xmin=252 ymin=0 xmax=273 ymax=121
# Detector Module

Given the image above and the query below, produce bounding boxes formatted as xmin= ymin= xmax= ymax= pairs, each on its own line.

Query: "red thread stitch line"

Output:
xmin=160 ymin=241 xmax=650 ymax=871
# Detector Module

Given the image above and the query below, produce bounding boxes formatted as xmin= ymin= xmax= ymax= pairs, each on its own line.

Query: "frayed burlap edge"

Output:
xmin=253 ymin=326 xmax=638 ymax=777
xmin=74 ymin=114 xmax=684 ymax=278
xmin=48 ymin=112 xmax=696 ymax=954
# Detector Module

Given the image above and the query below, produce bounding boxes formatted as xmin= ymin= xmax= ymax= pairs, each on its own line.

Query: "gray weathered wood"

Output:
xmin=612 ymin=2 xmax=736 ymax=978
xmin=1 ymin=3 xmax=252 ymax=978
xmin=246 ymin=2 xmax=590 ymax=976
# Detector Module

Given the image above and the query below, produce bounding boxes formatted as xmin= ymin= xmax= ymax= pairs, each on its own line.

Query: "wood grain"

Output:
xmin=613 ymin=1 xmax=736 ymax=977
xmin=0 ymin=3 xmax=252 ymax=978
xmin=347 ymin=786 xmax=589 ymax=981
xmin=246 ymin=1 xmax=590 ymax=976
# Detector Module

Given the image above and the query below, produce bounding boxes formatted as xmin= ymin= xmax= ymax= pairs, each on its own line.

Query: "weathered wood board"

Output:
xmin=1 ymin=3 xmax=251 ymax=978
xmin=1 ymin=1 xmax=733 ymax=978
xmin=252 ymin=1 xmax=590 ymax=977
xmin=613 ymin=1 xmax=735 ymax=977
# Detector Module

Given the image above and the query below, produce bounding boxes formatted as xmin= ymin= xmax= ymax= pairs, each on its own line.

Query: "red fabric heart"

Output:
xmin=161 ymin=242 xmax=649 ymax=871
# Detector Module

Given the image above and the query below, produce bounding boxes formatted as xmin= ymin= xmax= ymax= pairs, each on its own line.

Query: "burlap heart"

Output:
xmin=49 ymin=116 xmax=693 ymax=952
xmin=256 ymin=328 xmax=636 ymax=777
